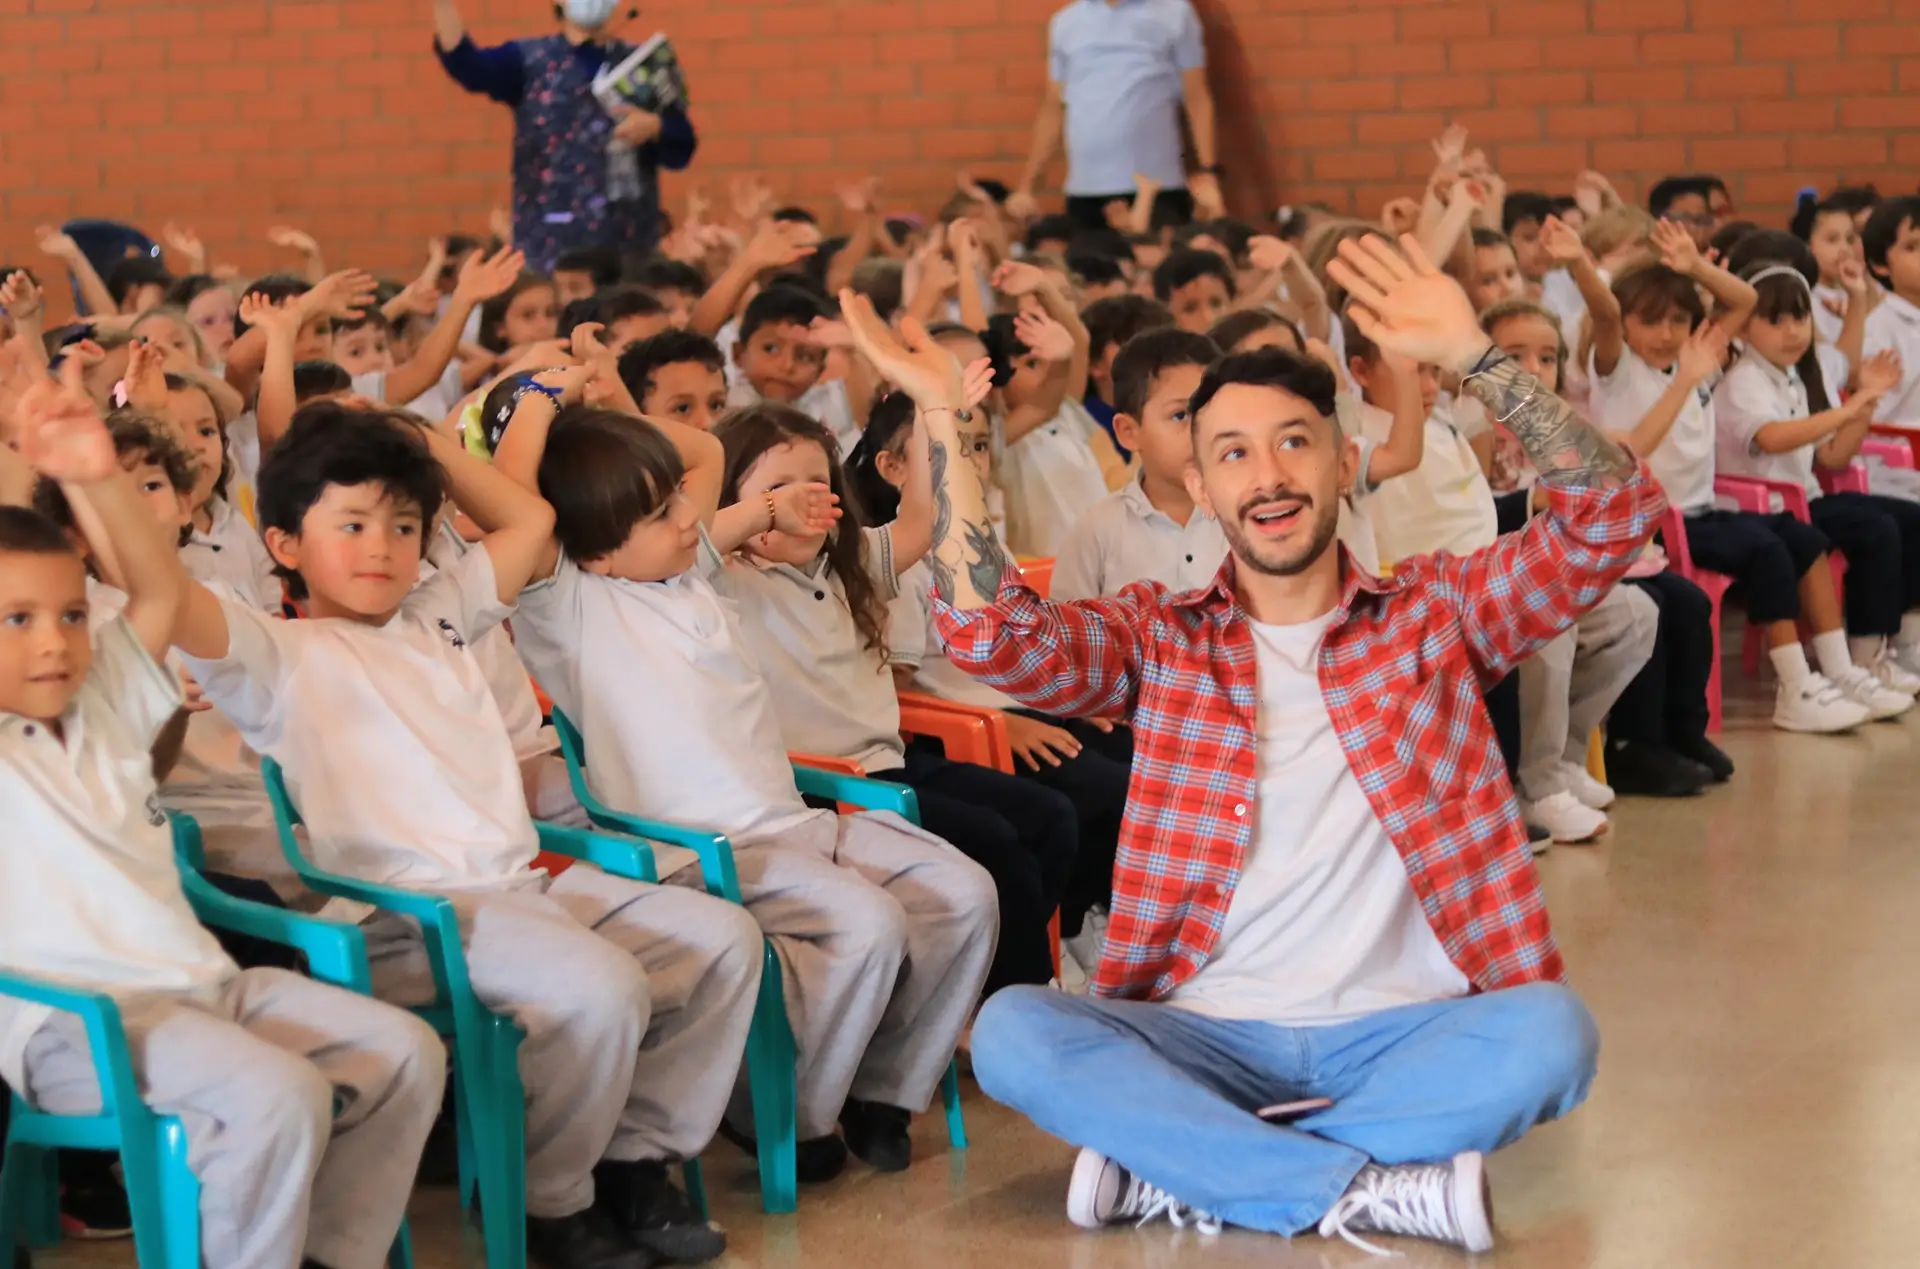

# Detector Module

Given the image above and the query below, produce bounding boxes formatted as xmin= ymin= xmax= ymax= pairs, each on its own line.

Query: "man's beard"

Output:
xmin=1218 ymin=489 xmax=1340 ymax=578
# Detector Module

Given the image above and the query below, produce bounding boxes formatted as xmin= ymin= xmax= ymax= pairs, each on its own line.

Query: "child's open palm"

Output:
xmin=1014 ymin=310 xmax=1074 ymax=363
xmin=1248 ymin=235 xmax=1296 ymax=272
xmin=123 ymin=338 xmax=171 ymax=413
xmin=1539 ymin=215 xmax=1588 ymax=265
xmin=962 ymin=357 xmax=993 ymax=413
xmin=1325 ymin=235 xmax=1485 ymax=370
xmin=1572 ymin=170 xmax=1619 ymax=218
xmin=1652 ymin=219 xmax=1701 ymax=274
xmin=806 ymin=317 xmax=854 ymax=350
xmin=991 ymin=260 xmax=1049 ymax=299
xmin=745 ymin=220 xmax=817 ymax=272
xmin=1676 ymin=323 xmax=1729 ymax=386
xmin=838 ymin=177 xmax=881 ymax=216
xmin=0 ymin=270 xmax=44 ymax=323
xmin=769 ymin=481 xmax=842 ymax=537
xmin=266 ymin=225 xmax=321 ymax=257
xmin=302 ymin=269 xmax=378 ymax=321
xmin=18 ymin=361 xmax=116 ymax=484
xmin=1857 ymin=349 xmax=1903 ymax=398
xmin=34 ymin=226 xmax=81 ymax=261
xmin=455 ymin=246 xmax=527 ymax=306
xmin=838 ymin=289 xmax=964 ymax=407
xmin=238 ymin=292 xmax=303 ymax=339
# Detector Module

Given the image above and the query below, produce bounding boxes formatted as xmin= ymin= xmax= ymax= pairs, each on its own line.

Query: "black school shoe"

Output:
xmin=1605 ymin=740 xmax=1711 ymax=798
xmin=1671 ymin=734 xmax=1736 ymax=783
xmin=527 ymin=1208 xmax=655 ymax=1269
xmin=838 ymin=1099 xmax=912 ymax=1173
xmin=716 ymin=1119 xmax=849 ymax=1183
xmin=59 ymin=1152 xmax=131 ymax=1240
xmin=594 ymin=1160 xmax=725 ymax=1266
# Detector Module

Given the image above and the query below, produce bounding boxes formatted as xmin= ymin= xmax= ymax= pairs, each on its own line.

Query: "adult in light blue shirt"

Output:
xmin=1010 ymin=0 xmax=1221 ymax=233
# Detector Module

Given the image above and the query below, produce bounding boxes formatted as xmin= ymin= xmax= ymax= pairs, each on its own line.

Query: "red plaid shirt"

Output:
xmin=937 ymin=465 xmax=1665 ymax=1001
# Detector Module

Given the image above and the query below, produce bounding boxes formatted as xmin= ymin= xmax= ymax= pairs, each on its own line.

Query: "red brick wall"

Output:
xmin=3 ymin=0 xmax=1912 ymax=308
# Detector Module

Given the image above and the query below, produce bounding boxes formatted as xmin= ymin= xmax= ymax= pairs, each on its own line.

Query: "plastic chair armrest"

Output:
xmin=1861 ymin=437 xmax=1915 ymax=470
xmin=573 ymin=804 xmax=742 ymax=902
xmin=897 ymin=692 xmax=1015 ymax=773
xmin=0 ymin=971 xmax=142 ymax=1119
xmin=535 ymin=821 xmax=658 ymax=884
xmin=789 ymin=762 xmax=921 ymax=822
xmin=1715 ymin=474 xmax=1809 ymax=519
xmin=178 ymin=868 xmax=372 ymax=994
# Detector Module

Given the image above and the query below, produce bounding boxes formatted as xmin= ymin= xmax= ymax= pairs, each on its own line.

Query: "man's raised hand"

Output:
xmin=1326 ymin=234 xmax=1486 ymax=372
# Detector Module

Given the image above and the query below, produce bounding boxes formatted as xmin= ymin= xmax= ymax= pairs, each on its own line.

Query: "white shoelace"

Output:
xmin=1319 ymin=1163 xmax=1458 ymax=1257
xmin=1119 ymin=1172 xmax=1223 ymax=1236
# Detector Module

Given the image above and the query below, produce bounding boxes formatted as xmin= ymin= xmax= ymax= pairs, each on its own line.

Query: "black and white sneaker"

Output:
xmin=1065 ymin=1147 xmax=1221 ymax=1234
xmin=1317 ymin=1152 xmax=1494 ymax=1254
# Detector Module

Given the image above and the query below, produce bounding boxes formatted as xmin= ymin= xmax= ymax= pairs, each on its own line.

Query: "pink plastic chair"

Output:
xmin=1659 ymin=505 xmax=1733 ymax=733
xmin=1716 ymin=476 xmax=1849 ymax=678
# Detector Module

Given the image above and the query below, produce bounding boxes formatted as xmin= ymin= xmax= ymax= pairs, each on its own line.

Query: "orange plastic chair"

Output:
xmin=896 ymin=692 xmax=1063 ymax=978
xmin=789 ymin=752 xmax=870 ymax=816
xmin=1018 ymin=557 xmax=1055 ymax=599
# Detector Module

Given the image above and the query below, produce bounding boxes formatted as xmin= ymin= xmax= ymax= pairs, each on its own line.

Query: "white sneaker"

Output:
xmin=1894 ymin=641 xmax=1920 ymax=681
xmin=1773 ymin=673 xmax=1872 ymax=733
xmin=1523 ymin=790 xmax=1608 ymax=844
xmin=1828 ymin=666 xmax=1911 ymax=721
xmin=1558 ymin=761 xmax=1615 ymax=811
xmin=1318 ymin=1152 xmax=1494 ymax=1255
xmin=1063 ymin=928 xmax=1104 ymax=984
xmin=1066 ymin=1148 xmax=1222 ymax=1234
xmin=1056 ymin=946 xmax=1088 ymax=994
xmin=1868 ymin=647 xmax=1920 ymax=694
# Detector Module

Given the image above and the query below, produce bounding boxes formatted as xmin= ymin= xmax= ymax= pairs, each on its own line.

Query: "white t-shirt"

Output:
xmin=1166 ymin=612 xmax=1468 ymax=1025
xmin=226 ymin=410 xmax=261 ymax=523
xmin=1051 ymin=474 xmax=1227 ymax=601
xmin=1714 ymin=348 xmax=1819 ymax=500
xmin=998 ymin=398 xmax=1113 ymax=559
xmin=178 ymin=546 xmax=542 ymax=894
xmin=353 ymin=361 xmax=467 ymax=425
xmin=0 ymin=620 xmax=238 ymax=1088
xmin=1358 ymin=399 xmax=1498 ymax=566
xmin=1590 ymin=344 xmax=1718 ymax=514
xmin=712 ymin=528 xmax=906 ymax=773
xmin=889 ymin=560 xmax=1023 ymax=712
xmin=179 ymin=497 xmax=279 ymax=614
xmin=1864 ymin=292 xmax=1920 ymax=425
xmin=511 ymin=544 xmax=825 ymax=875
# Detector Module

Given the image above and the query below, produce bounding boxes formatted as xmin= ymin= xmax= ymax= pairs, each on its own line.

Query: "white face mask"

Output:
xmin=561 ymin=0 xmax=619 ymax=29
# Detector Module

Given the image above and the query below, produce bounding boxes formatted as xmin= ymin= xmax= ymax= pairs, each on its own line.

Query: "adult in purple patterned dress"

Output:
xmin=432 ymin=0 xmax=697 ymax=273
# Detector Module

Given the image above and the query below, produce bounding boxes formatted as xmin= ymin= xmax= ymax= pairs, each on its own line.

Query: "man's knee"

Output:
xmin=1495 ymin=983 xmax=1599 ymax=1106
xmin=970 ymin=985 xmax=1079 ymax=1105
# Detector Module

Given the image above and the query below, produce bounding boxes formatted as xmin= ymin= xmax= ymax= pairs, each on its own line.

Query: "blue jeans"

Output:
xmin=971 ymin=982 xmax=1598 ymax=1235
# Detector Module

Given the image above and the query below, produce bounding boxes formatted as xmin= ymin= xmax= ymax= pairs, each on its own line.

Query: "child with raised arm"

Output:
xmin=1862 ymin=196 xmax=1920 ymax=426
xmin=492 ymin=374 xmax=996 ymax=1182
xmin=1594 ymin=222 xmax=1893 ymax=731
xmin=1 ymin=366 xmax=444 ymax=1269
xmin=168 ymin=398 xmax=756 ymax=1269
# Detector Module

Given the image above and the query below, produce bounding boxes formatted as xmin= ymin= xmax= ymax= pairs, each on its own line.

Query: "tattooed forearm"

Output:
xmin=964 ymin=519 xmax=1014 ymax=601
xmin=1459 ymin=350 xmax=1636 ymax=488
xmin=925 ymin=437 xmax=957 ymax=601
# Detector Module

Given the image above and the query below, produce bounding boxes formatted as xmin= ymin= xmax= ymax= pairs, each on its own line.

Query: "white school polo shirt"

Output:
xmin=1357 ymin=399 xmax=1498 ymax=566
xmin=1864 ymin=292 xmax=1920 ymax=425
xmin=999 ymin=398 xmax=1113 ymax=559
xmin=1590 ymin=345 xmax=1718 ymax=514
xmin=512 ymin=544 xmax=826 ymax=873
xmin=724 ymin=375 xmax=861 ymax=461
xmin=179 ymin=497 xmax=280 ymax=615
xmin=178 ymin=547 xmax=542 ymax=894
xmin=1051 ymin=473 xmax=1227 ymax=601
xmin=889 ymin=561 xmax=1023 ymax=712
xmin=1812 ymin=283 xmax=1848 ymax=350
xmin=426 ymin=524 xmax=552 ymax=763
xmin=1714 ymin=348 xmax=1819 ymax=501
xmin=711 ymin=527 xmax=907 ymax=773
xmin=0 ymin=619 xmax=238 ymax=1089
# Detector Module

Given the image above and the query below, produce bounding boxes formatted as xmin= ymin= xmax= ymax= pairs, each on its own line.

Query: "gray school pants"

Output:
xmin=364 ymin=865 xmax=763 ymax=1219
xmin=10 ymin=968 xmax=444 ymax=1269
xmin=694 ymin=810 xmax=998 ymax=1139
xmin=1518 ymin=582 xmax=1659 ymax=801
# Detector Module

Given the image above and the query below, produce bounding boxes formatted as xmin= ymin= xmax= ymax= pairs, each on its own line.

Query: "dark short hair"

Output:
xmin=626 ymin=256 xmax=707 ymax=295
xmin=1611 ymin=262 xmax=1706 ymax=329
xmin=1648 ymin=175 xmax=1718 ymax=218
xmin=106 ymin=257 xmax=171 ymax=307
xmin=256 ymin=405 xmax=447 ymax=586
xmin=1111 ymin=328 xmax=1219 ymax=420
xmin=1189 ymin=346 xmax=1339 ymax=432
xmin=1153 ymin=248 xmax=1236 ymax=302
xmin=292 ymin=360 xmax=353 ymax=402
xmin=0 ymin=505 xmax=77 ymax=556
xmin=618 ymin=328 xmax=725 ymax=404
xmin=737 ymin=284 xmax=827 ymax=345
xmin=1068 ymin=252 xmax=1126 ymax=288
xmin=163 ymin=273 xmax=224 ymax=309
xmin=1724 ymin=230 xmax=1818 ymax=288
xmin=537 ymin=406 xmax=686 ymax=563
xmin=850 ymin=257 xmax=905 ymax=322
xmin=1501 ymin=192 xmax=1555 ymax=235
xmin=1708 ymin=221 xmax=1761 ymax=263
xmin=1863 ymin=196 xmax=1920 ymax=278
xmin=1083 ymin=294 xmax=1175 ymax=363
xmin=1026 ymin=214 xmax=1076 ymax=251
xmin=600 ymin=285 xmax=667 ymax=327
xmin=771 ymin=206 xmax=818 ymax=226
xmin=554 ymin=246 xmax=623 ymax=287
xmin=1208 ymin=309 xmax=1303 ymax=355
xmin=846 ymin=389 xmax=916 ymax=525
xmin=332 ymin=307 xmax=393 ymax=339
xmin=1068 ymin=227 xmax=1134 ymax=264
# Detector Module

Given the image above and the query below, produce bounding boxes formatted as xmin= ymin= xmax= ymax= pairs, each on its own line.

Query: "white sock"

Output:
xmin=1812 ymin=630 xmax=1853 ymax=679
xmin=1902 ymin=612 xmax=1920 ymax=650
xmin=1851 ymin=635 xmax=1887 ymax=667
xmin=1771 ymin=642 xmax=1814 ymax=686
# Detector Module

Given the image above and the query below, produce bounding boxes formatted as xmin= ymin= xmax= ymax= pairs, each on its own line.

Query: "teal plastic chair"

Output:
xmin=0 ymin=813 xmax=411 ymax=1269
xmin=260 ymin=757 xmax=698 ymax=1269
xmin=549 ymin=708 xmax=969 ymax=1216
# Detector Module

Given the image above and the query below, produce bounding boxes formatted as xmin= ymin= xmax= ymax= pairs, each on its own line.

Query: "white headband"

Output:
xmin=1744 ymin=264 xmax=1813 ymax=297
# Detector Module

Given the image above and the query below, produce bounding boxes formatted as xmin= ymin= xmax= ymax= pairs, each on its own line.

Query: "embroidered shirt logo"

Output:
xmin=436 ymin=619 xmax=467 ymax=650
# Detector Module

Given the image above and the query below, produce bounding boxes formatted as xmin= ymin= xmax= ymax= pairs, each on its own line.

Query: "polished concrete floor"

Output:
xmin=34 ymin=669 xmax=1920 ymax=1268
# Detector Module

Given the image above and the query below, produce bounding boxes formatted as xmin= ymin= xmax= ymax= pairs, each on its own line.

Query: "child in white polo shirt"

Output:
xmin=1862 ymin=196 xmax=1920 ymax=426
xmin=492 ymin=375 xmax=995 ymax=1183
xmin=0 ymin=368 xmax=443 ymax=1269
xmin=169 ymin=398 xmax=757 ymax=1269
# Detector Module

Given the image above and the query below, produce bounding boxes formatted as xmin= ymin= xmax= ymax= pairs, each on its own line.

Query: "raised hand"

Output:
xmin=302 ymin=269 xmax=378 ymax=321
xmin=1539 ymin=215 xmax=1589 ymax=265
xmin=948 ymin=218 xmax=983 ymax=261
xmin=743 ymin=219 xmax=817 ymax=272
xmin=1572 ymin=170 xmax=1619 ymax=219
xmin=730 ymin=174 xmax=775 ymax=226
xmin=838 ymin=288 xmax=965 ymax=408
xmin=1675 ymin=322 xmax=1729 ymax=386
xmin=1431 ymin=124 xmax=1469 ymax=176
xmin=686 ymin=186 xmax=712 ymax=227
xmin=532 ymin=362 xmax=594 ymax=405
xmin=17 ymin=360 xmax=117 ymax=484
xmin=1005 ymin=188 xmax=1040 ymax=223
xmin=0 ymin=271 xmax=45 ymax=324
xmin=1014 ymin=310 xmax=1074 ymax=363
xmin=238 ymin=292 xmax=303 ymax=339
xmin=1379 ymin=199 xmax=1422 ymax=237
xmin=569 ymin=321 xmax=615 ymax=369
xmin=1188 ymin=170 xmax=1225 ymax=221
xmin=122 ymin=337 xmax=171 ymax=413
xmin=163 ymin=222 xmax=208 ymax=272
xmin=961 ymin=356 xmax=994 ymax=413
xmin=454 ymin=245 xmax=527 ymax=306
xmin=769 ymin=480 xmax=843 ymax=537
xmin=1652 ymin=218 xmax=1701 ymax=275
xmin=34 ymin=226 xmax=82 ymax=262
xmin=838 ymin=176 xmax=882 ymax=216
xmin=1857 ymin=349 xmax=1904 ymax=398
xmin=991 ymin=259 xmax=1050 ymax=298
xmin=1248 ymin=235 xmax=1296 ymax=273
xmin=1325 ymin=234 xmax=1486 ymax=371
xmin=489 ymin=207 xmax=514 ymax=246
xmin=266 ymin=225 xmax=321 ymax=257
